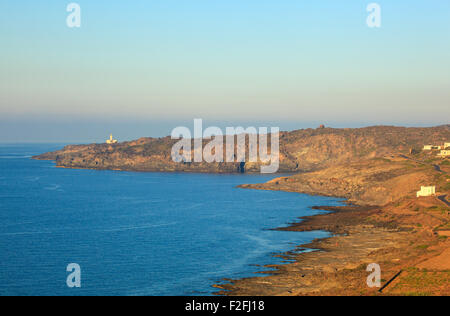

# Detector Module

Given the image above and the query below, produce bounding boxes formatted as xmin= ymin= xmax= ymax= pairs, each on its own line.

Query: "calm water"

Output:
xmin=0 ymin=144 xmax=341 ymax=296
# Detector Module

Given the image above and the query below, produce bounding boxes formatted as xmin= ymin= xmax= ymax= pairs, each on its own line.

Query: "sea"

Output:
xmin=0 ymin=144 xmax=342 ymax=296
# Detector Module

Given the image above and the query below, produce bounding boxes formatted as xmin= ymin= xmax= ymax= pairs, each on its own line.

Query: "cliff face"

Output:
xmin=33 ymin=125 xmax=450 ymax=174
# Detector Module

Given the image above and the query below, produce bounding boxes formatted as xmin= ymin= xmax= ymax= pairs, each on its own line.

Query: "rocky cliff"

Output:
xmin=34 ymin=125 xmax=450 ymax=174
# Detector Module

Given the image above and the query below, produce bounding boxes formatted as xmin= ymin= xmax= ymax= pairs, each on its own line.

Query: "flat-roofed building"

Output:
xmin=423 ymin=145 xmax=440 ymax=150
xmin=438 ymin=150 xmax=450 ymax=157
xmin=417 ymin=186 xmax=436 ymax=198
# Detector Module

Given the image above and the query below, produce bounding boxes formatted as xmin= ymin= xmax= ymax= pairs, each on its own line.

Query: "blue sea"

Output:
xmin=0 ymin=144 xmax=341 ymax=296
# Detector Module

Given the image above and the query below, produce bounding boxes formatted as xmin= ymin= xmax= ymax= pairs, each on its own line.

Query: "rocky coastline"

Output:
xmin=215 ymin=156 xmax=450 ymax=296
xmin=34 ymin=125 xmax=450 ymax=295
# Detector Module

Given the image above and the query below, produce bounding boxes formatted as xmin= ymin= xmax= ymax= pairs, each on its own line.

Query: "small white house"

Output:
xmin=417 ymin=186 xmax=436 ymax=198
xmin=423 ymin=145 xmax=441 ymax=150
xmin=438 ymin=150 xmax=450 ymax=157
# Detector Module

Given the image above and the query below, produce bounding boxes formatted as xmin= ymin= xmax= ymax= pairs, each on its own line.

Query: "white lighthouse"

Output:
xmin=106 ymin=134 xmax=118 ymax=144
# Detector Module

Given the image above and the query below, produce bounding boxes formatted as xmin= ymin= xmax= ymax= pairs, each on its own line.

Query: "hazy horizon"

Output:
xmin=0 ymin=118 xmax=448 ymax=144
xmin=1 ymin=1 xmax=449 ymax=142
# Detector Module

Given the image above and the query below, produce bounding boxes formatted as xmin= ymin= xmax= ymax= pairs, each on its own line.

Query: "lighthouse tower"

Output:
xmin=106 ymin=134 xmax=118 ymax=144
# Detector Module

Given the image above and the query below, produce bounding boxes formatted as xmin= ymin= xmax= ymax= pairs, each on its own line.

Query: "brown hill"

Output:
xmin=34 ymin=125 xmax=450 ymax=173
xmin=239 ymin=155 xmax=450 ymax=205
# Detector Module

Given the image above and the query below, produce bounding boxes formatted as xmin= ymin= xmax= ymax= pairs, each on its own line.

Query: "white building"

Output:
xmin=106 ymin=134 xmax=118 ymax=144
xmin=438 ymin=150 xmax=450 ymax=157
xmin=445 ymin=143 xmax=450 ymax=149
xmin=417 ymin=186 xmax=436 ymax=198
xmin=423 ymin=145 xmax=441 ymax=150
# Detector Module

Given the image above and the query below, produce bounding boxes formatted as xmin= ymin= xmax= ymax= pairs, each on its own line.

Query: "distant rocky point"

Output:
xmin=34 ymin=125 xmax=450 ymax=174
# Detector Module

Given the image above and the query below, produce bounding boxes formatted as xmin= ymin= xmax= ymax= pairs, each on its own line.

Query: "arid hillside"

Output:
xmin=34 ymin=125 xmax=450 ymax=173
xmin=239 ymin=155 xmax=450 ymax=206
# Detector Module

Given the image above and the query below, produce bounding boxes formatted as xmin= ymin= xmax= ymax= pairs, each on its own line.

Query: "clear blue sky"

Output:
xmin=0 ymin=1 xmax=449 ymax=142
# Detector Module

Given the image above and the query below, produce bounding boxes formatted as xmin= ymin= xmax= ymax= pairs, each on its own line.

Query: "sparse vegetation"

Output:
xmin=389 ymin=269 xmax=450 ymax=296
xmin=443 ymin=182 xmax=450 ymax=191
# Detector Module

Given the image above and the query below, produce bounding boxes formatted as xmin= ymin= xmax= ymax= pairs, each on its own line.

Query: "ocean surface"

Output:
xmin=0 ymin=144 xmax=342 ymax=296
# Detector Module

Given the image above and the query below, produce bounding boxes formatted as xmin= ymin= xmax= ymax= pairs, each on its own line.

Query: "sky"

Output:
xmin=0 ymin=0 xmax=449 ymax=142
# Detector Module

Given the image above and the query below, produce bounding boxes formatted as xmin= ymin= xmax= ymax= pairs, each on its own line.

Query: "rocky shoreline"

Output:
xmin=214 ymin=203 xmax=405 ymax=295
xmin=214 ymin=158 xmax=450 ymax=296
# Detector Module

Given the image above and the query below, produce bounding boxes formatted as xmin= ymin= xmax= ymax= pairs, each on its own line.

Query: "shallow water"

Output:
xmin=0 ymin=144 xmax=342 ymax=296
